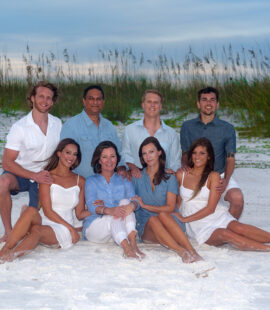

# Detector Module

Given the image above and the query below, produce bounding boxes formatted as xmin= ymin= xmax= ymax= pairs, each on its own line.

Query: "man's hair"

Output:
xmin=142 ymin=89 xmax=163 ymax=104
xmin=83 ymin=85 xmax=105 ymax=99
xmin=197 ymin=86 xmax=219 ymax=102
xmin=27 ymin=81 xmax=58 ymax=109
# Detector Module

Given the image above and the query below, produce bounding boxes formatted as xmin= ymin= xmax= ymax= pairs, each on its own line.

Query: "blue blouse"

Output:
xmin=132 ymin=169 xmax=183 ymax=238
xmin=82 ymin=173 xmax=136 ymax=238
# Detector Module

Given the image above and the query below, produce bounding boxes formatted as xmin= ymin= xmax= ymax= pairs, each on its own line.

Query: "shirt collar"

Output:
xmin=26 ymin=111 xmax=53 ymax=128
xmin=82 ymin=109 xmax=104 ymax=127
xmin=196 ymin=114 xmax=219 ymax=125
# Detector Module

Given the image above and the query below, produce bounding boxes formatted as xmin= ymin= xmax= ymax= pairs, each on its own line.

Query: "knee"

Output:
xmin=0 ymin=176 xmax=12 ymax=193
xmin=226 ymin=189 xmax=244 ymax=206
xmin=158 ymin=212 xmax=170 ymax=221
xmin=148 ymin=216 xmax=160 ymax=227
xmin=24 ymin=206 xmax=39 ymax=218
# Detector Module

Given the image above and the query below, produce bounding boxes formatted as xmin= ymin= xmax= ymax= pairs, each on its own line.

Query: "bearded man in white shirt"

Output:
xmin=0 ymin=81 xmax=62 ymax=242
xmin=122 ymin=89 xmax=181 ymax=178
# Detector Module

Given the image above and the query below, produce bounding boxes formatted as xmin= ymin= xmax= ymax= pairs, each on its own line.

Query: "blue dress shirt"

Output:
xmin=122 ymin=119 xmax=181 ymax=171
xmin=60 ymin=110 xmax=123 ymax=178
xmin=82 ymin=173 xmax=136 ymax=239
xmin=180 ymin=115 xmax=236 ymax=174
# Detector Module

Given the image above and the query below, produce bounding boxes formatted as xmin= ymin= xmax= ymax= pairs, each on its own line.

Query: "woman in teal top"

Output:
xmin=133 ymin=137 xmax=202 ymax=263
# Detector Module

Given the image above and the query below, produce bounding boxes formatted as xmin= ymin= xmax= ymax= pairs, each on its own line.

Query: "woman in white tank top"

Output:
xmin=0 ymin=139 xmax=90 ymax=262
xmin=175 ymin=138 xmax=270 ymax=251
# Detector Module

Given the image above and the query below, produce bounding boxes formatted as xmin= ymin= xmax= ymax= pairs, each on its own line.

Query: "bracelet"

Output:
xmin=100 ymin=206 xmax=105 ymax=215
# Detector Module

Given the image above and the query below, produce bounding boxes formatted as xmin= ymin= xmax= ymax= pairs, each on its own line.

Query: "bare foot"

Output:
xmin=0 ymin=234 xmax=9 ymax=243
xmin=121 ymin=240 xmax=140 ymax=260
xmin=130 ymin=241 xmax=146 ymax=259
xmin=0 ymin=248 xmax=15 ymax=263
xmin=180 ymin=250 xmax=203 ymax=264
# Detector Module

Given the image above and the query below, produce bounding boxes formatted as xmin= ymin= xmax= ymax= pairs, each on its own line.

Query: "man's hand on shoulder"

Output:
xmin=33 ymin=170 xmax=53 ymax=184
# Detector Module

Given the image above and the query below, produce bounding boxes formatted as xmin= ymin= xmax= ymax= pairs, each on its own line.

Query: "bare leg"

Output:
xmin=158 ymin=212 xmax=202 ymax=261
xmin=224 ymin=188 xmax=244 ymax=220
xmin=206 ymin=227 xmax=270 ymax=251
xmin=228 ymin=221 xmax=270 ymax=243
xmin=142 ymin=216 xmax=197 ymax=263
xmin=120 ymin=239 xmax=139 ymax=259
xmin=0 ymin=174 xmax=19 ymax=242
xmin=128 ymin=230 xmax=145 ymax=259
xmin=12 ymin=224 xmax=59 ymax=258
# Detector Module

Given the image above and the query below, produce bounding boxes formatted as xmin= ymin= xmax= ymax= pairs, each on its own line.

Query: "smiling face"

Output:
xmin=191 ymin=145 xmax=209 ymax=169
xmin=197 ymin=92 xmax=219 ymax=117
xmin=57 ymin=144 xmax=78 ymax=169
xmin=141 ymin=142 xmax=161 ymax=168
xmin=31 ymin=86 xmax=54 ymax=114
xmin=99 ymin=147 xmax=118 ymax=174
xmin=142 ymin=93 xmax=162 ymax=118
xmin=83 ymin=88 xmax=104 ymax=117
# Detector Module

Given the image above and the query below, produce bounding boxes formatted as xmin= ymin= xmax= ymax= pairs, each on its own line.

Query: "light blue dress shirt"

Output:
xmin=60 ymin=110 xmax=123 ymax=178
xmin=82 ymin=173 xmax=136 ymax=239
xmin=122 ymin=119 xmax=181 ymax=172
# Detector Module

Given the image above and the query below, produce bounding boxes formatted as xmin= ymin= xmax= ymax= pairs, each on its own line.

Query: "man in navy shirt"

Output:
xmin=180 ymin=87 xmax=243 ymax=219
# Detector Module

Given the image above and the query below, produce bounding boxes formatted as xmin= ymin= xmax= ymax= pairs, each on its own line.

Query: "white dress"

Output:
xmin=180 ymin=173 xmax=235 ymax=244
xmin=41 ymin=175 xmax=80 ymax=249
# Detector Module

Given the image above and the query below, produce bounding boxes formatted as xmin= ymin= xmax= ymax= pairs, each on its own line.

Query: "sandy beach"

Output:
xmin=0 ymin=112 xmax=270 ymax=310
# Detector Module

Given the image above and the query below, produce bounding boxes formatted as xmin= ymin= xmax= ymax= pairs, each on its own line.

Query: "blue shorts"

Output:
xmin=2 ymin=171 xmax=39 ymax=208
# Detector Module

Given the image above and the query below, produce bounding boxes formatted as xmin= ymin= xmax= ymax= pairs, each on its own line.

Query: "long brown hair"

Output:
xmin=187 ymin=138 xmax=215 ymax=199
xmin=44 ymin=138 xmax=81 ymax=171
xmin=139 ymin=136 xmax=169 ymax=185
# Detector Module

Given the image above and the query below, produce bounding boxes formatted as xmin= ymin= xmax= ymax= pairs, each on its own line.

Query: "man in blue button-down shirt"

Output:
xmin=60 ymin=85 xmax=124 ymax=179
xmin=180 ymin=87 xmax=244 ymax=219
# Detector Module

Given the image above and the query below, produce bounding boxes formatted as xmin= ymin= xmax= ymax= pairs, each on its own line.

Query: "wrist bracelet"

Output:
xmin=100 ymin=206 xmax=105 ymax=214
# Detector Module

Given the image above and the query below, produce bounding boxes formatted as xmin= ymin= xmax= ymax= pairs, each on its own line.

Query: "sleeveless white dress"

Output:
xmin=41 ymin=175 xmax=80 ymax=249
xmin=180 ymin=173 xmax=235 ymax=244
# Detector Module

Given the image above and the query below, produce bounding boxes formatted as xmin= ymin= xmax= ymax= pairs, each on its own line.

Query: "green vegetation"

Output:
xmin=0 ymin=45 xmax=269 ymax=137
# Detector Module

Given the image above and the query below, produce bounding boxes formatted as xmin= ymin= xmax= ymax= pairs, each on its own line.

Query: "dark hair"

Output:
xmin=139 ymin=136 xmax=169 ymax=185
xmin=197 ymin=86 xmax=219 ymax=102
xmin=44 ymin=138 xmax=81 ymax=171
xmin=83 ymin=85 xmax=105 ymax=99
xmin=142 ymin=89 xmax=163 ymax=104
xmin=187 ymin=138 xmax=215 ymax=199
xmin=91 ymin=141 xmax=121 ymax=174
xmin=27 ymin=81 xmax=58 ymax=109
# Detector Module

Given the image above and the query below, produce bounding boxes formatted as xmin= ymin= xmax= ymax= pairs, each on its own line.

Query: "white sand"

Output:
xmin=0 ymin=113 xmax=270 ymax=309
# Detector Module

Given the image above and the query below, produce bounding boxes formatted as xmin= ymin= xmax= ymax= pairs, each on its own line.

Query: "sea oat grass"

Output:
xmin=0 ymin=45 xmax=269 ymax=137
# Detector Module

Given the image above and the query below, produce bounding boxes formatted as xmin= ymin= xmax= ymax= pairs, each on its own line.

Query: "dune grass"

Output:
xmin=0 ymin=44 xmax=269 ymax=137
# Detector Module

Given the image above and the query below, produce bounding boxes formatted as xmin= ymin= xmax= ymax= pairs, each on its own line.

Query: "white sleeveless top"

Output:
xmin=41 ymin=175 xmax=80 ymax=249
xmin=180 ymin=173 xmax=235 ymax=244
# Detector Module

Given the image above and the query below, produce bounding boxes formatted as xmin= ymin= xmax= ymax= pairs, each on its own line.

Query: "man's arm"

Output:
xmin=2 ymin=148 xmax=53 ymax=184
xmin=121 ymin=127 xmax=142 ymax=178
xmin=167 ymin=132 xmax=181 ymax=172
xmin=216 ymin=154 xmax=235 ymax=194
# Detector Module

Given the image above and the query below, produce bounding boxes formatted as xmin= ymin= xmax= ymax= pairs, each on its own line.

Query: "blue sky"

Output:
xmin=1 ymin=0 xmax=270 ymax=64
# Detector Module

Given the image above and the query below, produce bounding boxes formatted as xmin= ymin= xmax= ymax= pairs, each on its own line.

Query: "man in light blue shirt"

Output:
xmin=60 ymin=85 xmax=123 ymax=178
xmin=122 ymin=89 xmax=181 ymax=177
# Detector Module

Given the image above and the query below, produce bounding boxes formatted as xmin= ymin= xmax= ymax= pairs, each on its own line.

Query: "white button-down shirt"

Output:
xmin=5 ymin=111 xmax=62 ymax=172
xmin=122 ymin=119 xmax=181 ymax=171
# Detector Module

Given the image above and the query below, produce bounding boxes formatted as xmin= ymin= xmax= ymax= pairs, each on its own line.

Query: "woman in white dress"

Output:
xmin=175 ymin=137 xmax=270 ymax=250
xmin=0 ymin=138 xmax=89 ymax=262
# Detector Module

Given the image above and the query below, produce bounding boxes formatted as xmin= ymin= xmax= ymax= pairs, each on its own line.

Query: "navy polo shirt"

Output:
xmin=180 ymin=115 xmax=236 ymax=174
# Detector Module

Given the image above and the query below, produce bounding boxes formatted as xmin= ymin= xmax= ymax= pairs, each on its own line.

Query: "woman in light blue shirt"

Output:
xmin=83 ymin=141 xmax=144 ymax=259
xmin=133 ymin=137 xmax=202 ymax=263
